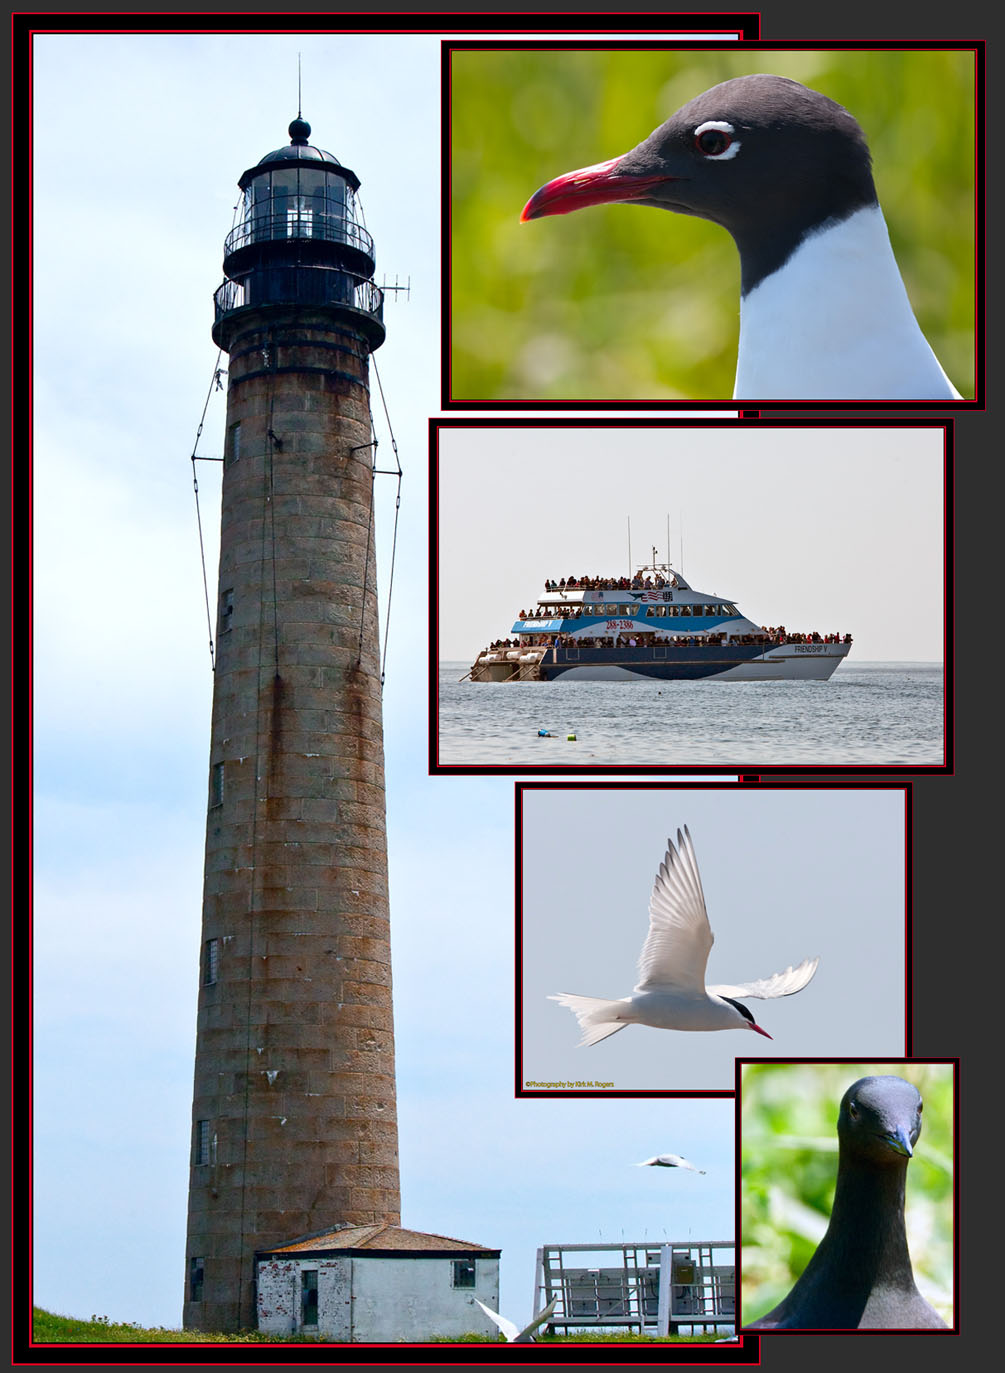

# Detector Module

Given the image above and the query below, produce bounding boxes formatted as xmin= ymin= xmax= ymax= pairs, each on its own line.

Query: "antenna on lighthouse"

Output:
xmin=297 ymin=51 xmax=302 ymax=118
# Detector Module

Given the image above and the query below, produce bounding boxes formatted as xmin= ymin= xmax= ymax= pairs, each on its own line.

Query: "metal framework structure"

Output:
xmin=533 ymin=1241 xmax=735 ymax=1336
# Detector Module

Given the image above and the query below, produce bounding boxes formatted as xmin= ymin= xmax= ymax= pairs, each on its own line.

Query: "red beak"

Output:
xmin=521 ymin=156 xmax=671 ymax=222
xmin=750 ymin=1022 xmax=773 ymax=1040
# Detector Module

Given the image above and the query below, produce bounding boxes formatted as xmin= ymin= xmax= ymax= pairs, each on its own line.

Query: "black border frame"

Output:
xmin=735 ymin=1056 xmax=958 ymax=1336
xmin=430 ymin=418 xmax=954 ymax=776
xmin=442 ymin=38 xmax=985 ymax=412
xmin=514 ymin=780 xmax=914 ymax=1100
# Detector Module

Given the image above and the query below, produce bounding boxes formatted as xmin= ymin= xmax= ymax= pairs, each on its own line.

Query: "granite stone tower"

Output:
xmin=183 ymin=117 xmax=399 ymax=1332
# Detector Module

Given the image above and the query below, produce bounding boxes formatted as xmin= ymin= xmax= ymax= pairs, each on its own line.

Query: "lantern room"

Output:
xmin=212 ymin=117 xmax=384 ymax=351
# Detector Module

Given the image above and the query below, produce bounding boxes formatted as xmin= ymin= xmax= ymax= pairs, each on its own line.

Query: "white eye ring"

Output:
xmin=694 ymin=119 xmax=741 ymax=160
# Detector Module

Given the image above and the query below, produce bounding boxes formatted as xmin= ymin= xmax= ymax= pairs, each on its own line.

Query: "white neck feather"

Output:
xmin=733 ymin=205 xmax=960 ymax=400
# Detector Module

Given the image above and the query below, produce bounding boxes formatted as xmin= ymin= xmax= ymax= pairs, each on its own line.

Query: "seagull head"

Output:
xmin=838 ymin=1075 xmax=923 ymax=1164
xmin=521 ymin=74 xmax=878 ymax=293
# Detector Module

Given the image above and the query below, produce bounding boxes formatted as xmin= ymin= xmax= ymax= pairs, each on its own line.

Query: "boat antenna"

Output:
xmin=627 ymin=515 xmax=631 ymax=577
xmin=667 ymin=514 xmax=671 ymax=569
xmin=680 ymin=512 xmax=684 ymax=575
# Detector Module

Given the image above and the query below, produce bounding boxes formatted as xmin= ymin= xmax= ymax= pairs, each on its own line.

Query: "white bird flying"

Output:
xmin=475 ymin=1296 xmax=558 ymax=1342
xmin=549 ymin=826 xmax=818 ymax=1044
xmin=636 ymin=1153 xmax=706 ymax=1173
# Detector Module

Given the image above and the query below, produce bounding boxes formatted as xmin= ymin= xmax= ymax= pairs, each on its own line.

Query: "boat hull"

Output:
xmin=535 ymin=642 xmax=850 ymax=682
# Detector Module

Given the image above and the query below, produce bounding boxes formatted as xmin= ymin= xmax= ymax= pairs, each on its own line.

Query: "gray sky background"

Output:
xmin=437 ymin=426 xmax=946 ymax=663
xmin=31 ymin=28 xmax=740 ymax=1334
xmin=522 ymin=788 xmax=908 ymax=1091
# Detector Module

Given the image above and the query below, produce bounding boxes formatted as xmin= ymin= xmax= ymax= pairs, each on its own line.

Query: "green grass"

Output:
xmin=33 ymin=1308 xmax=730 ymax=1344
xmin=32 ymin=1309 xmax=277 ymax=1343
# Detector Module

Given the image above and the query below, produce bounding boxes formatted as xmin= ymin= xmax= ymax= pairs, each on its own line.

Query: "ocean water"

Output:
xmin=436 ymin=662 xmax=945 ymax=767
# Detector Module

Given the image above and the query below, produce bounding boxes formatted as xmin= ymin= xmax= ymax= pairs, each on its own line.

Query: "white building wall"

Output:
xmin=256 ymin=1254 xmax=501 ymax=1342
xmin=349 ymin=1255 xmax=500 ymax=1342
xmin=256 ymin=1258 xmax=301 ymax=1335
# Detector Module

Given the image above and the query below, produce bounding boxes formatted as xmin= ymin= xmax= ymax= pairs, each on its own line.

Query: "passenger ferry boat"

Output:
xmin=468 ymin=563 xmax=851 ymax=683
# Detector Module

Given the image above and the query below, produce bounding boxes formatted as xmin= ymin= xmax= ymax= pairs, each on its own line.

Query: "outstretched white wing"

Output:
xmin=475 ymin=1297 xmax=559 ymax=1342
xmin=475 ymin=1298 xmax=520 ymax=1342
xmin=708 ymin=955 xmax=819 ymax=1001
xmin=635 ymin=826 xmax=713 ymax=993
xmin=517 ymin=1297 xmax=559 ymax=1341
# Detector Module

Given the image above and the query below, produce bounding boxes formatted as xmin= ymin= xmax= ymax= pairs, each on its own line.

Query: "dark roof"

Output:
xmin=257 ymin=1223 xmax=499 ymax=1259
xmin=238 ymin=117 xmax=360 ymax=191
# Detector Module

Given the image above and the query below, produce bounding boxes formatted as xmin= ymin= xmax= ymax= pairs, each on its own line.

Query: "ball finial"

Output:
xmin=289 ymin=116 xmax=311 ymax=146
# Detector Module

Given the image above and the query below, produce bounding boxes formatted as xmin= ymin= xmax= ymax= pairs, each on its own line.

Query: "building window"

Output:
xmin=219 ymin=589 xmax=234 ymax=634
xmin=452 ymin=1259 xmax=476 ymax=1289
xmin=226 ymin=421 xmax=241 ymax=466
xmin=203 ymin=938 xmax=219 ymax=986
xmin=210 ymin=762 xmax=224 ymax=808
xmin=194 ymin=1119 xmax=215 ymax=1165
xmin=301 ymin=1269 xmax=319 ymax=1326
xmin=189 ymin=1257 xmax=204 ymax=1303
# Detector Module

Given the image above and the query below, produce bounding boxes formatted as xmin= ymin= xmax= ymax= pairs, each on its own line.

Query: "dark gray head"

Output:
xmin=838 ymin=1075 xmax=923 ymax=1165
xmin=522 ymin=74 xmax=879 ymax=293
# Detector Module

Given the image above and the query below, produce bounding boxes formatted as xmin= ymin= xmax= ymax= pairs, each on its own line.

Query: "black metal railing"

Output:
xmin=223 ymin=212 xmax=374 ymax=261
xmin=213 ymin=268 xmax=384 ymax=323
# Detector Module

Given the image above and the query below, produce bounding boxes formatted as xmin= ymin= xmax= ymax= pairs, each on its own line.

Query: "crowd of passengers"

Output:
xmin=544 ymin=572 xmax=678 ymax=591
xmin=479 ymin=628 xmax=853 ymax=655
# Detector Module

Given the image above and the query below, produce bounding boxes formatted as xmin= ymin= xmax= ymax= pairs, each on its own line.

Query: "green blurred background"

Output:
xmin=740 ymin=1062 xmax=955 ymax=1327
xmin=449 ymin=48 xmax=976 ymax=401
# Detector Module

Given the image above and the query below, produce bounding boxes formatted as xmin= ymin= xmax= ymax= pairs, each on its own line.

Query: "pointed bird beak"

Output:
xmin=882 ymin=1128 xmax=914 ymax=1158
xmin=521 ymin=156 xmax=672 ymax=221
xmin=749 ymin=1021 xmax=773 ymax=1040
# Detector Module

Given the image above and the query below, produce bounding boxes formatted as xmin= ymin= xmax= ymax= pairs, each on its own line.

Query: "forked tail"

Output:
xmin=548 ymin=993 xmax=629 ymax=1046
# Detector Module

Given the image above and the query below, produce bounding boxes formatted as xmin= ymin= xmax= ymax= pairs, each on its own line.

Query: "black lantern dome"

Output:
xmin=212 ymin=117 xmax=384 ymax=350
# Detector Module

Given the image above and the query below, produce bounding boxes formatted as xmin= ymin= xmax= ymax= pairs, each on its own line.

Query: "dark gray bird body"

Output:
xmin=746 ymin=1076 xmax=948 ymax=1330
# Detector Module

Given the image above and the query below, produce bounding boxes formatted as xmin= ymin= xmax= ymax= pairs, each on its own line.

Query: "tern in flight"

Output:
xmin=549 ymin=826 xmax=818 ymax=1044
xmin=636 ymin=1154 xmax=706 ymax=1173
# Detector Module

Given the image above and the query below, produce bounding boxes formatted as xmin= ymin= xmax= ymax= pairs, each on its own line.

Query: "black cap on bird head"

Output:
xmin=838 ymin=1075 xmax=923 ymax=1165
xmin=522 ymin=74 xmax=879 ymax=295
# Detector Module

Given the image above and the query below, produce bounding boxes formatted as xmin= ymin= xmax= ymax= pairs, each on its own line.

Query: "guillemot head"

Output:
xmin=522 ymin=74 xmax=879 ymax=296
xmin=838 ymin=1075 xmax=923 ymax=1165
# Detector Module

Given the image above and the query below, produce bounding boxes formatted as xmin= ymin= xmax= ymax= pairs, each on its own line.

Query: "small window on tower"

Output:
xmin=203 ymin=938 xmax=219 ymax=986
xmin=194 ymin=1119 xmax=215 ymax=1165
xmin=301 ymin=1269 xmax=319 ymax=1326
xmin=210 ymin=762 xmax=224 ymax=808
xmin=226 ymin=421 xmax=241 ymax=466
xmin=220 ymin=589 xmax=234 ymax=633
xmin=452 ymin=1259 xmax=477 ymax=1289
xmin=189 ymin=1257 xmax=204 ymax=1303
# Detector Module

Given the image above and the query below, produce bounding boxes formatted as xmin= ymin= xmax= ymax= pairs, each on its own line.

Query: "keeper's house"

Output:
xmin=255 ymin=1224 xmax=501 ymax=1341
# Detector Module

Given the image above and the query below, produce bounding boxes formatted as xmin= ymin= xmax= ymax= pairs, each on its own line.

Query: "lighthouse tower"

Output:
xmin=183 ymin=118 xmax=399 ymax=1332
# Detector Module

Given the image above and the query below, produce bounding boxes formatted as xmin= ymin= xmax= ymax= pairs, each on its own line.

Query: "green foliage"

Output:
xmin=740 ymin=1063 xmax=955 ymax=1326
xmin=33 ymin=1308 xmax=726 ymax=1345
xmin=33 ymin=1309 xmax=290 ymax=1343
xmin=450 ymin=49 xmax=975 ymax=399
